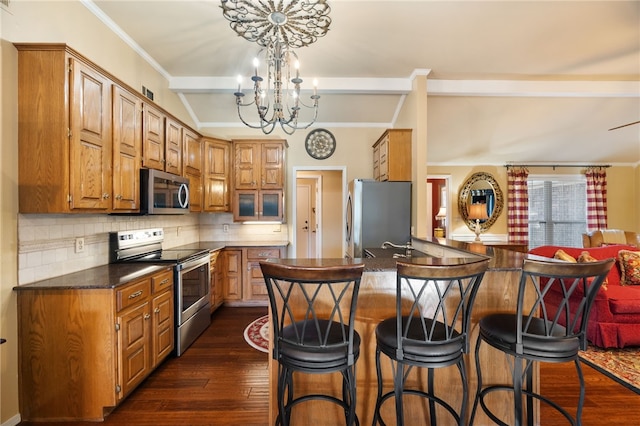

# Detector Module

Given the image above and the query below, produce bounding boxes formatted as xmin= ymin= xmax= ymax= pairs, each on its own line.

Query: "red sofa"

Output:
xmin=528 ymin=244 xmax=640 ymax=348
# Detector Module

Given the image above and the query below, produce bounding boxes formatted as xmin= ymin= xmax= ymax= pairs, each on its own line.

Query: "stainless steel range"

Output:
xmin=110 ymin=228 xmax=211 ymax=356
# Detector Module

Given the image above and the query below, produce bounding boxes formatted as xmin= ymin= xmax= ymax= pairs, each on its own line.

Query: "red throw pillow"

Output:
xmin=618 ymin=250 xmax=640 ymax=286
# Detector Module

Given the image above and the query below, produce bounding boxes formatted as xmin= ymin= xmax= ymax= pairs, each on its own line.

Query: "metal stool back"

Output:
xmin=470 ymin=257 xmax=614 ymax=425
xmin=260 ymin=259 xmax=365 ymax=426
xmin=373 ymin=257 xmax=490 ymax=426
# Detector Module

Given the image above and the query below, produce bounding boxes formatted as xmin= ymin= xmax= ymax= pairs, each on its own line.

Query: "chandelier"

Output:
xmin=221 ymin=0 xmax=331 ymax=134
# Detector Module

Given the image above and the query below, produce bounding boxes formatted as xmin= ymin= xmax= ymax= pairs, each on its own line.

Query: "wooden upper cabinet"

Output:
xmin=233 ymin=140 xmax=285 ymax=190
xmin=183 ymin=129 xmax=203 ymax=176
xmin=234 ymin=142 xmax=261 ymax=189
xmin=16 ymin=44 xmax=113 ymax=213
xmin=183 ymin=130 xmax=203 ymax=212
xmin=69 ymin=59 xmax=112 ymax=210
xmin=261 ymin=142 xmax=285 ymax=189
xmin=15 ymin=44 xmax=199 ymax=214
xmin=203 ymin=138 xmax=231 ymax=212
xmin=372 ymin=129 xmax=412 ymax=182
xmin=231 ymin=139 xmax=286 ymax=222
xmin=112 ymin=85 xmax=142 ymax=212
xmin=164 ymin=117 xmax=183 ymax=176
xmin=142 ymin=103 xmax=166 ymax=171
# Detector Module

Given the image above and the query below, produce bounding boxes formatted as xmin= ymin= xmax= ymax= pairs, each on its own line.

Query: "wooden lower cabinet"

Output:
xmin=222 ymin=246 xmax=286 ymax=306
xmin=223 ymin=249 xmax=243 ymax=302
xmin=245 ymin=247 xmax=284 ymax=302
xmin=17 ymin=268 xmax=174 ymax=421
xmin=209 ymin=249 xmax=224 ymax=312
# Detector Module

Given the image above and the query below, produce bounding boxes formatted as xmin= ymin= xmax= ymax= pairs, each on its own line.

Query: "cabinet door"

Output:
xmin=261 ymin=142 xmax=284 ymax=189
xmin=117 ymin=301 xmax=151 ymax=399
xmin=187 ymin=173 xmax=203 ymax=212
xmin=223 ymin=250 xmax=242 ymax=301
xmin=69 ymin=58 xmax=112 ymax=210
xmin=151 ymin=290 xmax=174 ymax=367
xmin=183 ymin=129 xmax=202 ymax=176
xmin=142 ymin=104 xmax=165 ymax=171
xmin=378 ymin=134 xmax=389 ymax=181
xmin=204 ymin=139 xmax=231 ymax=212
xmin=233 ymin=190 xmax=259 ymax=221
xmin=260 ymin=190 xmax=283 ymax=221
xmin=234 ymin=142 xmax=260 ymax=189
xmin=373 ymin=144 xmax=380 ymax=181
xmin=165 ymin=117 xmax=183 ymax=175
xmin=112 ymin=85 xmax=142 ymax=211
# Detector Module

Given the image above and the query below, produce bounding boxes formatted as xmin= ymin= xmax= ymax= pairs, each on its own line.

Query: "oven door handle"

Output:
xmin=177 ymin=254 xmax=211 ymax=272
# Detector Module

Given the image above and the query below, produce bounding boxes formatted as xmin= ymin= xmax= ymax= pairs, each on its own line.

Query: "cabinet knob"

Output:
xmin=144 ymin=314 xmax=151 ymax=320
xmin=103 ymin=193 xmax=110 ymax=199
xmin=154 ymin=307 xmax=161 ymax=314
xmin=115 ymin=194 xmax=123 ymax=200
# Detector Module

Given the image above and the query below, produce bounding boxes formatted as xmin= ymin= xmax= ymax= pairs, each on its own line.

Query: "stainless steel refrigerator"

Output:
xmin=346 ymin=179 xmax=412 ymax=258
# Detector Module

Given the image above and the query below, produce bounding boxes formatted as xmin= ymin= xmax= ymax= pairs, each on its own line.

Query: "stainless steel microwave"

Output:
xmin=140 ymin=169 xmax=190 ymax=214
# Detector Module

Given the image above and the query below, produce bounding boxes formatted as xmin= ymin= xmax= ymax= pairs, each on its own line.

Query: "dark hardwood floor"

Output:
xmin=19 ymin=306 xmax=639 ymax=425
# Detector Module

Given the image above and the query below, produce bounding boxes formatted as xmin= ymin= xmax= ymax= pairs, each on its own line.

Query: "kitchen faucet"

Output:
xmin=381 ymin=241 xmax=414 ymax=257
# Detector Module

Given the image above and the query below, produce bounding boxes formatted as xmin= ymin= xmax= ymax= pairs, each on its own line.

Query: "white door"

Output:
xmin=296 ymin=180 xmax=316 ymax=258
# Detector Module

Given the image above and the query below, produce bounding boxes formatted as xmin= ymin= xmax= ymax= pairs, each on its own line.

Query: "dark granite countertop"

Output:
xmin=13 ymin=238 xmax=531 ymax=291
xmin=412 ymin=236 xmax=530 ymax=271
xmin=13 ymin=263 xmax=171 ymax=291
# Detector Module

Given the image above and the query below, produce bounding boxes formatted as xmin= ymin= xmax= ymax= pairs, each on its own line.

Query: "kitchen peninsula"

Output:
xmin=267 ymin=237 xmax=533 ymax=426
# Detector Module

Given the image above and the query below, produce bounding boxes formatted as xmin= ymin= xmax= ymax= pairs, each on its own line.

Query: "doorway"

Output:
xmin=427 ymin=175 xmax=451 ymax=238
xmin=294 ymin=167 xmax=346 ymax=258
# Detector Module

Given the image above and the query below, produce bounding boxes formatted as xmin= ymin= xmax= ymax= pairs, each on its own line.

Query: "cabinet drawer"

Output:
xmin=117 ymin=279 xmax=151 ymax=312
xmin=151 ymin=270 xmax=173 ymax=294
xmin=247 ymin=248 xmax=281 ymax=259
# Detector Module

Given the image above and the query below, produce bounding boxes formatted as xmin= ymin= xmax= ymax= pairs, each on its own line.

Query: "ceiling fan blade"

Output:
xmin=608 ymin=120 xmax=640 ymax=131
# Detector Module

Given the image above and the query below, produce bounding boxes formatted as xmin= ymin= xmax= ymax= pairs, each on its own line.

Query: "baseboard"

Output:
xmin=1 ymin=413 xmax=21 ymax=426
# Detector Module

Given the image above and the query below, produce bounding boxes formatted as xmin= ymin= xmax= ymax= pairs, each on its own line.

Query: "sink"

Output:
xmin=363 ymin=247 xmax=429 ymax=258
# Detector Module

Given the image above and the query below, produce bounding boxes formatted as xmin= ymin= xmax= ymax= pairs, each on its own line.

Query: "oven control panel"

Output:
xmin=113 ymin=228 xmax=164 ymax=249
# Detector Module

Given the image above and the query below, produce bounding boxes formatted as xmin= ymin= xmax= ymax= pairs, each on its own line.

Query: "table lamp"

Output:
xmin=468 ymin=203 xmax=489 ymax=242
xmin=434 ymin=207 xmax=447 ymax=237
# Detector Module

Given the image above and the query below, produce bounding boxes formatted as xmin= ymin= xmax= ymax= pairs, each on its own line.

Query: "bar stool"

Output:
xmin=260 ymin=259 xmax=365 ymax=426
xmin=372 ymin=257 xmax=490 ymax=426
xmin=470 ymin=258 xmax=614 ymax=426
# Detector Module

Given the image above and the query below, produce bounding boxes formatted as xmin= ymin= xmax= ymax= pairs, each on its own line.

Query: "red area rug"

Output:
xmin=580 ymin=345 xmax=640 ymax=394
xmin=244 ymin=315 xmax=269 ymax=353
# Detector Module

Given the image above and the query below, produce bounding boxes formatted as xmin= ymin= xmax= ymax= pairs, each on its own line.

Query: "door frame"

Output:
xmin=292 ymin=166 xmax=347 ymax=258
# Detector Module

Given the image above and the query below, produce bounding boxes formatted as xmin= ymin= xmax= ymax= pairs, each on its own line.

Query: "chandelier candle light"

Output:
xmin=221 ymin=0 xmax=331 ymax=134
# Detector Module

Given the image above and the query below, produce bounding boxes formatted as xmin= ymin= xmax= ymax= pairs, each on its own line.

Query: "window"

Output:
xmin=528 ymin=175 xmax=587 ymax=248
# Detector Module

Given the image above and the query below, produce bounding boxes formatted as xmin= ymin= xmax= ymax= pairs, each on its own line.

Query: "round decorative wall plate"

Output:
xmin=305 ymin=128 xmax=336 ymax=160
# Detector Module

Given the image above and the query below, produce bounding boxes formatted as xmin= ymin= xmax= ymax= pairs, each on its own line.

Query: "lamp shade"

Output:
xmin=468 ymin=203 xmax=489 ymax=220
xmin=436 ymin=207 xmax=447 ymax=219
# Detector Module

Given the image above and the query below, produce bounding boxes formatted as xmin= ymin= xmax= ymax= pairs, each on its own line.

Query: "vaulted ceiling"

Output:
xmin=87 ymin=0 xmax=639 ymax=165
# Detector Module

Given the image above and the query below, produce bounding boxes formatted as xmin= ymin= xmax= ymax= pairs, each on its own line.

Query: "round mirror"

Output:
xmin=458 ymin=172 xmax=504 ymax=233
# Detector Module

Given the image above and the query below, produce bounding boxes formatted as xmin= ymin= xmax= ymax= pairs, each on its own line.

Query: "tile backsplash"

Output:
xmin=17 ymin=212 xmax=289 ymax=285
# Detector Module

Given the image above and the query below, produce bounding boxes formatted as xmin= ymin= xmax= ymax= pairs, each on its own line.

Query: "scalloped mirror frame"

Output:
xmin=458 ymin=172 xmax=504 ymax=233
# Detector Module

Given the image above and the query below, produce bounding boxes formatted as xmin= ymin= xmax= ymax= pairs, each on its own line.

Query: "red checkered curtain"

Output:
xmin=507 ymin=167 xmax=529 ymax=244
xmin=586 ymin=167 xmax=608 ymax=231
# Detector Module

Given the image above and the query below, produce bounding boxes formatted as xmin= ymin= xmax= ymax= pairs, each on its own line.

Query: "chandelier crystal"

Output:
xmin=221 ymin=0 xmax=331 ymax=134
